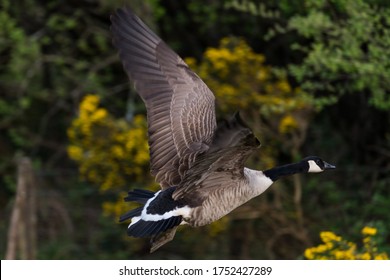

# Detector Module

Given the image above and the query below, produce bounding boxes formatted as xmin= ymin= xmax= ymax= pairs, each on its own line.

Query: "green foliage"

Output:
xmin=288 ymin=1 xmax=390 ymax=109
xmin=229 ymin=0 xmax=390 ymax=110
xmin=286 ymin=0 xmax=390 ymax=109
xmin=0 ymin=0 xmax=116 ymax=186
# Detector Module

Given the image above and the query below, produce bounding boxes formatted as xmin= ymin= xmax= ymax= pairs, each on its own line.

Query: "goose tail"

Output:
xmin=119 ymin=188 xmax=186 ymax=239
xmin=119 ymin=189 xmax=155 ymax=223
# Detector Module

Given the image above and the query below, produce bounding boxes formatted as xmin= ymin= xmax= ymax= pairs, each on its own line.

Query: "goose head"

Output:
xmin=302 ymin=156 xmax=336 ymax=173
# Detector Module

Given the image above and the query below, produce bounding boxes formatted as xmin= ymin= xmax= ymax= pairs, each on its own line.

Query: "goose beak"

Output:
xmin=324 ymin=161 xmax=336 ymax=170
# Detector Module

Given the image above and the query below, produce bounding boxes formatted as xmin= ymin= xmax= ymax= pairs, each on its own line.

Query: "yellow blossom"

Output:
xmin=277 ymin=80 xmax=292 ymax=93
xmin=375 ymin=253 xmax=389 ymax=260
xmin=363 ymin=236 xmax=371 ymax=244
xmin=91 ymin=108 xmax=108 ymax=121
xmin=320 ymin=231 xmax=342 ymax=243
xmin=111 ymin=145 xmax=125 ymax=158
xmin=359 ymin=252 xmax=371 ymax=260
xmin=67 ymin=145 xmax=83 ymax=161
xmin=80 ymin=94 xmax=100 ymax=113
xmin=67 ymin=94 xmax=151 ymax=199
xmin=304 ymin=248 xmax=315 ymax=259
xmin=304 ymin=227 xmax=388 ymax=260
xmin=362 ymin=226 xmax=377 ymax=236
xmin=279 ymin=115 xmax=298 ymax=134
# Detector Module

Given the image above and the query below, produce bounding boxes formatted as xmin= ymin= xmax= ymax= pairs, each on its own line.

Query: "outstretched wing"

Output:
xmin=111 ymin=8 xmax=217 ymax=188
xmin=173 ymin=113 xmax=260 ymax=204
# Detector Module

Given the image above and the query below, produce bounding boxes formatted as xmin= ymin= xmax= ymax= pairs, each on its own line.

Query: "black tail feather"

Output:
xmin=119 ymin=206 xmax=143 ymax=222
xmin=120 ymin=189 xmax=156 ymax=222
xmin=124 ymin=189 xmax=155 ymax=204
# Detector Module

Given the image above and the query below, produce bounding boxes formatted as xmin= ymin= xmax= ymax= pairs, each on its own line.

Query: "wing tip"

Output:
xmin=110 ymin=6 xmax=142 ymax=39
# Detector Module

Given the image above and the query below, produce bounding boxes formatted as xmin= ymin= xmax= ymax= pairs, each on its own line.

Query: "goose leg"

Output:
xmin=150 ymin=226 xmax=178 ymax=253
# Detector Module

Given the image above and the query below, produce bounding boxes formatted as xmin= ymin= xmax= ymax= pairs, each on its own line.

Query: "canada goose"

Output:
xmin=110 ymin=8 xmax=336 ymax=252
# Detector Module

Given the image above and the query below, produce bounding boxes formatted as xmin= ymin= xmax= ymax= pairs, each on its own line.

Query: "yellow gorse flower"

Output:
xmin=279 ymin=115 xmax=298 ymax=134
xmin=362 ymin=226 xmax=377 ymax=236
xmin=67 ymin=145 xmax=83 ymax=161
xmin=67 ymin=94 xmax=154 ymax=218
xmin=304 ymin=227 xmax=388 ymax=260
xmin=320 ymin=231 xmax=342 ymax=243
xmin=79 ymin=94 xmax=100 ymax=113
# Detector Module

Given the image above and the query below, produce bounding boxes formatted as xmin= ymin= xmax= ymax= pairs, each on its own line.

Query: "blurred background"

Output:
xmin=1 ymin=0 xmax=389 ymax=260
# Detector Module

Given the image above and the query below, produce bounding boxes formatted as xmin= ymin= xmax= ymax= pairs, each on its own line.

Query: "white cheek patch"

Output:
xmin=308 ymin=160 xmax=323 ymax=173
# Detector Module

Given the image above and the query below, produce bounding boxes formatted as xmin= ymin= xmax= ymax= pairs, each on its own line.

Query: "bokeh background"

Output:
xmin=1 ymin=0 xmax=389 ymax=259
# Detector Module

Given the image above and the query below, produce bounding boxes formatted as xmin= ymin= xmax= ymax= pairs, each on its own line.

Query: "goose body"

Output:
xmin=111 ymin=8 xmax=336 ymax=252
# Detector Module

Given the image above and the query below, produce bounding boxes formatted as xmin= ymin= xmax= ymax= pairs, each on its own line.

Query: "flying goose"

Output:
xmin=110 ymin=8 xmax=336 ymax=252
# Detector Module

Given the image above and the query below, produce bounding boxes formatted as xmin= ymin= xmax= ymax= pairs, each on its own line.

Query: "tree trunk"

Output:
xmin=5 ymin=157 xmax=37 ymax=259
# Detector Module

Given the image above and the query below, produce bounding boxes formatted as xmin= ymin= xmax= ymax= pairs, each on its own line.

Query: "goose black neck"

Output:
xmin=263 ymin=161 xmax=307 ymax=182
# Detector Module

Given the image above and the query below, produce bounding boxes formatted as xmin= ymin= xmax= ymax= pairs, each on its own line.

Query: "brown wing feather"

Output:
xmin=111 ymin=8 xmax=216 ymax=188
xmin=173 ymin=113 xmax=260 ymax=203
